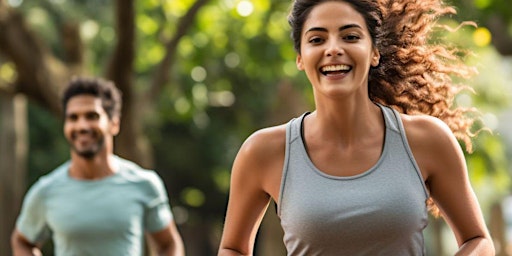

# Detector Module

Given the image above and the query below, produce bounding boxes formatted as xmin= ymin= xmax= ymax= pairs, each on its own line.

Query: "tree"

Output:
xmin=0 ymin=94 xmax=27 ymax=254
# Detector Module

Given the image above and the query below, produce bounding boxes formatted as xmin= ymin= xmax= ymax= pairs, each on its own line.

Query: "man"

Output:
xmin=11 ymin=77 xmax=185 ymax=256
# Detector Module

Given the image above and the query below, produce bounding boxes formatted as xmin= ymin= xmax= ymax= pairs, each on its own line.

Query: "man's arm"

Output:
xmin=147 ymin=221 xmax=185 ymax=256
xmin=11 ymin=229 xmax=43 ymax=256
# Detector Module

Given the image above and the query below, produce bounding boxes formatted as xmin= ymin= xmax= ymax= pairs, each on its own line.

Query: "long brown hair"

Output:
xmin=370 ymin=0 xmax=477 ymax=152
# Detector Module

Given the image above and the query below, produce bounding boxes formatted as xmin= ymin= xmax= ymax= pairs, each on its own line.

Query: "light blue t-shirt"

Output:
xmin=16 ymin=156 xmax=173 ymax=256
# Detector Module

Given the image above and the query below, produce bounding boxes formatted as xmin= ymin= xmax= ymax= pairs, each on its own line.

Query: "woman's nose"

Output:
xmin=326 ymin=41 xmax=343 ymax=57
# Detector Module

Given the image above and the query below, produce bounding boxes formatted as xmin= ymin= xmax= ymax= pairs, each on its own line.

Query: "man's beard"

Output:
xmin=69 ymin=131 xmax=105 ymax=159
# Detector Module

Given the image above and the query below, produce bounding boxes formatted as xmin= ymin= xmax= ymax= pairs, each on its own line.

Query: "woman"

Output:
xmin=218 ymin=0 xmax=494 ymax=255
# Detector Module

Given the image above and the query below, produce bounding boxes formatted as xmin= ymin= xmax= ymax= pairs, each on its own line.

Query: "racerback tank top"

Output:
xmin=278 ymin=104 xmax=429 ymax=255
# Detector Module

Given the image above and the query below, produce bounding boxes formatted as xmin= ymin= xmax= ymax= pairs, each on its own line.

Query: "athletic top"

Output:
xmin=16 ymin=156 xmax=173 ymax=256
xmin=278 ymin=104 xmax=429 ymax=255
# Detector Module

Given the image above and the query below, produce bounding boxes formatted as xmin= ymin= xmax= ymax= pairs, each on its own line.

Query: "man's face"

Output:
xmin=63 ymin=95 xmax=119 ymax=159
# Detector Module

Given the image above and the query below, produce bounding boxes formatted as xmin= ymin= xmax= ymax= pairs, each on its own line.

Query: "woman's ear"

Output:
xmin=296 ymin=55 xmax=304 ymax=70
xmin=371 ymin=48 xmax=380 ymax=67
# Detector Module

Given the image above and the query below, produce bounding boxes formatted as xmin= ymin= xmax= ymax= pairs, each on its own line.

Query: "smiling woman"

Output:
xmin=218 ymin=0 xmax=495 ymax=255
xmin=296 ymin=1 xmax=379 ymax=100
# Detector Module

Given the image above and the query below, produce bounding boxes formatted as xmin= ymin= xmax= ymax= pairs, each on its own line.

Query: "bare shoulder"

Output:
xmin=400 ymin=114 xmax=454 ymax=144
xmin=232 ymin=124 xmax=287 ymax=200
xmin=240 ymin=124 xmax=287 ymax=160
xmin=400 ymin=114 xmax=464 ymax=179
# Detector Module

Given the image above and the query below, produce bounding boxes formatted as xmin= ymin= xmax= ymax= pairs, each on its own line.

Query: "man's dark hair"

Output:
xmin=61 ymin=76 xmax=122 ymax=120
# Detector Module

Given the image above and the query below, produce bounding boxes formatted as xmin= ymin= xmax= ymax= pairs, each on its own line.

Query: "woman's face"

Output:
xmin=296 ymin=1 xmax=380 ymax=101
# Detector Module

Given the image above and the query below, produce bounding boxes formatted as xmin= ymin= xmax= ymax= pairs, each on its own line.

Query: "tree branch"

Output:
xmin=106 ymin=0 xmax=135 ymax=93
xmin=148 ymin=0 xmax=211 ymax=101
xmin=486 ymin=16 xmax=512 ymax=56
xmin=0 ymin=4 xmax=66 ymax=114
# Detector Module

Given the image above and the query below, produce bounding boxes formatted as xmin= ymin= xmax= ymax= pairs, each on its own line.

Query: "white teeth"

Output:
xmin=321 ymin=64 xmax=350 ymax=72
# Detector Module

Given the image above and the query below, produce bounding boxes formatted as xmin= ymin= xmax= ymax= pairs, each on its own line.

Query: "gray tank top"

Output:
xmin=278 ymin=104 xmax=429 ymax=255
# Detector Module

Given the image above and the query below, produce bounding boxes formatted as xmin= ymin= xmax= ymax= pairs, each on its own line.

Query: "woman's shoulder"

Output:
xmin=231 ymin=124 xmax=289 ymax=199
xmin=239 ymin=124 xmax=288 ymax=159
xmin=400 ymin=113 xmax=455 ymax=144
xmin=399 ymin=113 xmax=464 ymax=177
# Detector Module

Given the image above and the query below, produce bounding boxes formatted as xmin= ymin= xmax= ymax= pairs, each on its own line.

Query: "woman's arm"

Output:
xmin=404 ymin=115 xmax=495 ymax=255
xmin=218 ymin=126 xmax=286 ymax=256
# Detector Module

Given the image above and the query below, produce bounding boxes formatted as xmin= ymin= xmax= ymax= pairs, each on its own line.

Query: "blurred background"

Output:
xmin=0 ymin=0 xmax=511 ymax=255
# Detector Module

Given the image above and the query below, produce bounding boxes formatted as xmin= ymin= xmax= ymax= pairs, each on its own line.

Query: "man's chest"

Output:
xmin=44 ymin=184 xmax=146 ymax=237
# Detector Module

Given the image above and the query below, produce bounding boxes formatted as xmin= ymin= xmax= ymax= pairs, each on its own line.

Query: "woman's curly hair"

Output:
xmin=370 ymin=0 xmax=477 ymax=152
xmin=289 ymin=0 xmax=478 ymax=153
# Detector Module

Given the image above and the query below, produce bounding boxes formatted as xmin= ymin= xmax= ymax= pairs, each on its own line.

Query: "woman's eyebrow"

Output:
xmin=305 ymin=24 xmax=362 ymax=34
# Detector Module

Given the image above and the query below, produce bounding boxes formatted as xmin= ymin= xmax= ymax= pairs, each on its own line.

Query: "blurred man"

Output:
xmin=11 ymin=77 xmax=185 ymax=256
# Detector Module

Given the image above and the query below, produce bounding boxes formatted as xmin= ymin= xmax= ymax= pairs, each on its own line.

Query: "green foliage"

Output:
xmin=26 ymin=103 xmax=68 ymax=185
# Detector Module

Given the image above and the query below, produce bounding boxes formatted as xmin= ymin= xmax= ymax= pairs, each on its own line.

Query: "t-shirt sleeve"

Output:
xmin=144 ymin=172 xmax=173 ymax=232
xmin=16 ymin=180 xmax=52 ymax=244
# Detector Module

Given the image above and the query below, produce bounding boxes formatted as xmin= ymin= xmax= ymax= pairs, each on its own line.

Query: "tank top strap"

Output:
xmin=279 ymin=112 xmax=309 ymax=216
xmin=286 ymin=112 xmax=309 ymax=145
xmin=378 ymin=103 xmax=400 ymax=134
xmin=378 ymin=103 xmax=430 ymax=199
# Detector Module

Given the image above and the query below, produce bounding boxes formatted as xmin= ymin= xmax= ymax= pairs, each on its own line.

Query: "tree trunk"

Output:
xmin=256 ymin=203 xmax=286 ymax=256
xmin=487 ymin=16 xmax=512 ymax=56
xmin=0 ymin=93 xmax=28 ymax=254
xmin=490 ymin=200 xmax=507 ymax=256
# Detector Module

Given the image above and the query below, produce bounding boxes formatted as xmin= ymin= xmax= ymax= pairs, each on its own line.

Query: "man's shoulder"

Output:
xmin=45 ymin=160 xmax=71 ymax=179
xmin=27 ymin=160 xmax=71 ymax=195
xmin=114 ymin=156 xmax=162 ymax=184
xmin=114 ymin=156 xmax=169 ymax=199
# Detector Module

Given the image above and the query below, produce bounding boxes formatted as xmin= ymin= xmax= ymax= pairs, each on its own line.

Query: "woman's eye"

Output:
xmin=344 ymin=34 xmax=360 ymax=41
xmin=309 ymin=37 xmax=323 ymax=44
